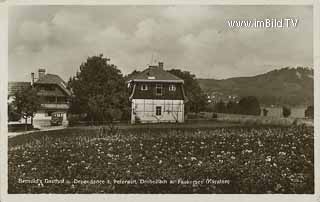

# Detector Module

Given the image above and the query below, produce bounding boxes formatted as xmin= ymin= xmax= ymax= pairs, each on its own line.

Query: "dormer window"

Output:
xmin=169 ymin=84 xmax=176 ymax=91
xmin=141 ymin=84 xmax=148 ymax=91
xmin=156 ymin=84 xmax=163 ymax=96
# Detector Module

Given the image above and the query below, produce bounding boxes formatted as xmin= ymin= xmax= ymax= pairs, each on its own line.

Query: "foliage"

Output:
xmin=213 ymin=96 xmax=261 ymax=116
xmin=212 ymin=113 xmax=218 ymax=119
xmin=68 ymin=54 xmax=130 ymax=122
xmin=167 ymin=69 xmax=207 ymax=113
xmin=8 ymin=126 xmax=314 ymax=194
xmin=282 ymin=106 xmax=291 ymax=118
xmin=304 ymin=106 xmax=314 ymax=119
xmin=12 ymin=86 xmax=40 ymax=126
xmin=226 ymin=101 xmax=239 ymax=114
xmin=238 ymin=96 xmax=261 ymax=115
xmin=262 ymin=108 xmax=269 ymax=116
xmin=8 ymin=102 xmax=21 ymax=122
xmin=214 ymin=100 xmax=227 ymax=113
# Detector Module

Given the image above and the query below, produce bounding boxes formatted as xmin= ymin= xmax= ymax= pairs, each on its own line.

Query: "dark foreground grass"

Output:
xmin=8 ymin=125 xmax=314 ymax=193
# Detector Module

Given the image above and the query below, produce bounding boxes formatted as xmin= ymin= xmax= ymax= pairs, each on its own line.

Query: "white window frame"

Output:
xmin=141 ymin=84 xmax=148 ymax=91
xmin=169 ymin=84 xmax=176 ymax=91
xmin=156 ymin=84 xmax=163 ymax=96
xmin=156 ymin=106 xmax=162 ymax=116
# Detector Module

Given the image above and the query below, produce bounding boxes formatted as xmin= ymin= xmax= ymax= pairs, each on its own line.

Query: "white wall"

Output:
xmin=131 ymin=99 xmax=184 ymax=123
xmin=33 ymin=111 xmax=68 ymax=128
xmin=260 ymin=106 xmax=307 ymax=118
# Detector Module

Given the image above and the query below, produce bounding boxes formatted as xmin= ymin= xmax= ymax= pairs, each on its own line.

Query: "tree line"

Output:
xmin=209 ymin=97 xmax=314 ymax=118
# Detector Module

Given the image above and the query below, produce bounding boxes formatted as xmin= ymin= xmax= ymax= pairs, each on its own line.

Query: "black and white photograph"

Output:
xmin=1 ymin=1 xmax=319 ymax=200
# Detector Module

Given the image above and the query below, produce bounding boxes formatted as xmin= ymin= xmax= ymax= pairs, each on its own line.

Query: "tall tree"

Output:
xmin=13 ymin=86 xmax=40 ymax=128
xmin=68 ymin=54 xmax=129 ymax=122
xmin=167 ymin=69 xmax=207 ymax=113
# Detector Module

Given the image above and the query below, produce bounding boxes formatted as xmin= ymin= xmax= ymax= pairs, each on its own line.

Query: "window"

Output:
xmin=141 ymin=84 xmax=148 ymax=91
xmin=156 ymin=84 xmax=163 ymax=96
xmin=169 ymin=84 xmax=176 ymax=91
xmin=156 ymin=106 xmax=162 ymax=116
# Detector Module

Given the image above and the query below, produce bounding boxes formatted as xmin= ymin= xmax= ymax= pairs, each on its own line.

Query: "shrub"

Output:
xmin=212 ymin=113 xmax=218 ymax=119
xmin=238 ymin=96 xmax=261 ymax=115
xmin=305 ymin=106 xmax=314 ymax=119
xmin=262 ymin=108 xmax=268 ymax=116
xmin=282 ymin=106 xmax=291 ymax=118
xmin=214 ymin=100 xmax=227 ymax=113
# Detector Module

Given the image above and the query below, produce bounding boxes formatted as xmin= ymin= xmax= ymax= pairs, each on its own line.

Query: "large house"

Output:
xmin=127 ymin=62 xmax=187 ymax=124
xmin=8 ymin=69 xmax=71 ymax=127
xmin=31 ymin=69 xmax=71 ymax=127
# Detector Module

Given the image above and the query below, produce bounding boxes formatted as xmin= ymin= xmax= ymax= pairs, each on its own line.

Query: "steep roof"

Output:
xmin=8 ymin=82 xmax=31 ymax=96
xmin=35 ymin=74 xmax=71 ymax=96
xmin=128 ymin=66 xmax=184 ymax=83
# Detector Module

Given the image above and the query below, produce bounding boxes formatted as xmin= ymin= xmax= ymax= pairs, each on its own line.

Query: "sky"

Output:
xmin=8 ymin=5 xmax=313 ymax=82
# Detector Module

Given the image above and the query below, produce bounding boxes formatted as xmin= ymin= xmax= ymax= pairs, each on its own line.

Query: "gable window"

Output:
xmin=169 ymin=84 xmax=176 ymax=91
xmin=141 ymin=84 xmax=148 ymax=91
xmin=156 ymin=106 xmax=162 ymax=116
xmin=156 ymin=84 xmax=163 ymax=96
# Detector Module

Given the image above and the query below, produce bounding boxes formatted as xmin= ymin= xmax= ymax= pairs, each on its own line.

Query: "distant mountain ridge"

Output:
xmin=198 ymin=67 xmax=313 ymax=106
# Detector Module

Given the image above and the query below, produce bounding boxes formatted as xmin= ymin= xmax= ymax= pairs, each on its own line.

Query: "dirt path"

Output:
xmin=8 ymin=126 xmax=67 ymax=138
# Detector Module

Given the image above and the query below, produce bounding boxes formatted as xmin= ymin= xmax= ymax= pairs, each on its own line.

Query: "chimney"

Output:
xmin=38 ymin=68 xmax=46 ymax=80
xmin=158 ymin=62 xmax=164 ymax=69
xmin=31 ymin=72 xmax=35 ymax=86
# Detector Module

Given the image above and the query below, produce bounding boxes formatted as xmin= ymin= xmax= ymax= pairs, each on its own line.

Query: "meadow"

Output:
xmin=8 ymin=125 xmax=314 ymax=194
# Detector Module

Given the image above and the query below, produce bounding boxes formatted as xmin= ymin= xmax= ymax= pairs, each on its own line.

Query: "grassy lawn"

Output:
xmin=8 ymin=125 xmax=314 ymax=194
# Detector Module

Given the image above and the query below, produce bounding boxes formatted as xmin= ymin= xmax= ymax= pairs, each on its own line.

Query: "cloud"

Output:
xmin=19 ymin=21 xmax=50 ymax=42
xmin=9 ymin=5 xmax=313 ymax=81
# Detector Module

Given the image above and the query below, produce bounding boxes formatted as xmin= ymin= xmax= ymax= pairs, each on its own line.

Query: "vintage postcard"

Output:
xmin=0 ymin=0 xmax=319 ymax=202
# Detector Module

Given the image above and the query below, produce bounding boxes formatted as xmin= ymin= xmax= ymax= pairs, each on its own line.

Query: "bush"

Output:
xmin=238 ymin=96 xmax=261 ymax=115
xmin=305 ymin=106 xmax=314 ymax=119
xmin=214 ymin=100 xmax=227 ymax=113
xmin=67 ymin=114 xmax=86 ymax=126
xmin=226 ymin=101 xmax=239 ymax=114
xmin=8 ymin=103 xmax=21 ymax=122
xmin=262 ymin=108 xmax=268 ymax=116
xmin=282 ymin=106 xmax=291 ymax=118
xmin=212 ymin=113 xmax=218 ymax=119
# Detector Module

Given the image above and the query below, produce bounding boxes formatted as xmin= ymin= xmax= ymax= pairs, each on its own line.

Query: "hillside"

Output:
xmin=198 ymin=67 xmax=313 ymax=106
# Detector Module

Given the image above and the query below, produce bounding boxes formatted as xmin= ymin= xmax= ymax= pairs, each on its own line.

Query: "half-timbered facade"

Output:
xmin=127 ymin=62 xmax=187 ymax=123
